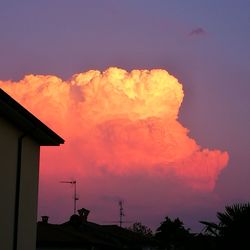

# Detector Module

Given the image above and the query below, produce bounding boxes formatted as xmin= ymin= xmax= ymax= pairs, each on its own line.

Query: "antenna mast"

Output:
xmin=119 ymin=200 xmax=125 ymax=227
xmin=60 ymin=180 xmax=78 ymax=214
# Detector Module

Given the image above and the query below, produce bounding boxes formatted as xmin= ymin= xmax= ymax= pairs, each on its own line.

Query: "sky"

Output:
xmin=0 ymin=0 xmax=250 ymax=232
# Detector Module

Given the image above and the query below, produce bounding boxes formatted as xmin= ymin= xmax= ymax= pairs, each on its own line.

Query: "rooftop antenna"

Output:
xmin=119 ymin=200 xmax=125 ymax=227
xmin=102 ymin=199 xmax=133 ymax=226
xmin=60 ymin=180 xmax=79 ymax=214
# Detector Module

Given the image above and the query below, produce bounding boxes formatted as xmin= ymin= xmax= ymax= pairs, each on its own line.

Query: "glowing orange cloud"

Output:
xmin=0 ymin=68 xmax=228 ymax=190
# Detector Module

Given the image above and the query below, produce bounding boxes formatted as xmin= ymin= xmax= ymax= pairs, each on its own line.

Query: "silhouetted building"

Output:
xmin=0 ymin=89 xmax=64 ymax=250
xmin=37 ymin=210 xmax=157 ymax=250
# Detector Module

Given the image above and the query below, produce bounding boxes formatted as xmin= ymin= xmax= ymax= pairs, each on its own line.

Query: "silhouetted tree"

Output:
xmin=200 ymin=203 xmax=250 ymax=249
xmin=155 ymin=216 xmax=192 ymax=250
xmin=128 ymin=222 xmax=153 ymax=238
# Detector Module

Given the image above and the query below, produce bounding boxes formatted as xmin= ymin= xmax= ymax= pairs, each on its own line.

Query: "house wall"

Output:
xmin=0 ymin=116 xmax=40 ymax=250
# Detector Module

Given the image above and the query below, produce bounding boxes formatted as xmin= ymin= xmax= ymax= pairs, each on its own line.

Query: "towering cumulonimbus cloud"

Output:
xmin=0 ymin=67 xmax=229 ymax=190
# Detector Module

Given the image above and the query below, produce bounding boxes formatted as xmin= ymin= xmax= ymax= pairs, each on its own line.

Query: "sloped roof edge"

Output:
xmin=0 ymin=88 xmax=64 ymax=146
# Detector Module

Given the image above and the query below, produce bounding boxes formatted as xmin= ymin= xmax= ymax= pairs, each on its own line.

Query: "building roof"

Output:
xmin=37 ymin=222 xmax=118 ymax=249
xmin=37 ymin=220 xmax=156 ymax=250
xmin=0 ymin=88 xmax=64 ymax=146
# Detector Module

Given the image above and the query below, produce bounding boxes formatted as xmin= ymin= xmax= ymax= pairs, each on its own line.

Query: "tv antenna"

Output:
xmin=119 ymin=200 xmax=125 ymax=227
xmin=102 ymin=200 xmax=133 ymax=227
xmin=60 ymin=180 xmax=79 ymax=214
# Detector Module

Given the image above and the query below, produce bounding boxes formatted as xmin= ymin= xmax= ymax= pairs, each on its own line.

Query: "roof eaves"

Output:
xmin=0 ymin=88 xmax=64 ymax=146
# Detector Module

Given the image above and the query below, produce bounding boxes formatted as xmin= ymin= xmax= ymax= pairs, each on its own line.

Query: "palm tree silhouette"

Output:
xmin=201 ymin=203 xmax=250 ymax=248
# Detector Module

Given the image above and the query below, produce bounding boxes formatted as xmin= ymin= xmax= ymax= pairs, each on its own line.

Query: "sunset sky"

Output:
xmin=1 ymin=0 xmax=250 ymax=232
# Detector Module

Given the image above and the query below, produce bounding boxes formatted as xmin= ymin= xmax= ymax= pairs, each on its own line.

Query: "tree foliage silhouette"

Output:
xmin=201 ymin=203 xmax=250 ymax=248
xmin=155 ymin=216 xmax=191 ymax=249
xmin=128 ymin=222 xmax=153 ymax=238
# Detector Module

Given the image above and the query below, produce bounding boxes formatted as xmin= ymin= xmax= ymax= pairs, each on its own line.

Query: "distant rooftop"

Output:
xmin=0 ymin=88 xmax=64 ymax=146
xmin=37 ymin=218 xmax=155 ymax=249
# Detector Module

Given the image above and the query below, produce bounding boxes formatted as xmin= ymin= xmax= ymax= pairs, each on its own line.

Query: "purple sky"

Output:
xmin=1 ymin=0 xmax=250 ymax=232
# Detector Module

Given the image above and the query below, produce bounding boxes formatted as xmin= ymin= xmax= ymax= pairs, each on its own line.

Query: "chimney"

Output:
xmin=78 ymin=208 xmax=90 ymax=222
xmin=41 ymin=216 xmax=49 ymax=224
